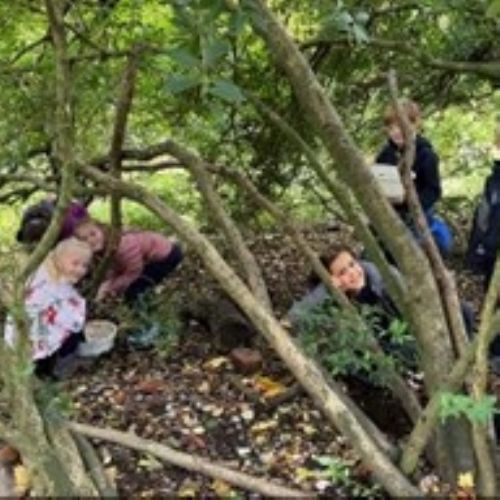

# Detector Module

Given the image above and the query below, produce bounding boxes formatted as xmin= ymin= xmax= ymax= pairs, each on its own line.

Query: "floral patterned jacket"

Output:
xmin=5 ymin=264 xmax=86 ymax=360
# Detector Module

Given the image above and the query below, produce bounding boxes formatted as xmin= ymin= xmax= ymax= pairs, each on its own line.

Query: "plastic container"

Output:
xmin=78 ymin=320 xmax=117 ymax=357
xmin=372 ymin=163 xmax=406 ymax=203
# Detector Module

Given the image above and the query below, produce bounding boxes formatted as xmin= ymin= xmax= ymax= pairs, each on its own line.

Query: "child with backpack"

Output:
xmin=466 ymin=125 xmax=500 ymax=288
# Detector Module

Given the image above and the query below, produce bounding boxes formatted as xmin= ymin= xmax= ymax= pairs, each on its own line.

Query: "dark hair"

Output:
xmin=16 ymin=199 xmax=55 ymax=244
xmin=307 ymin=244 xmax=356 ymax=288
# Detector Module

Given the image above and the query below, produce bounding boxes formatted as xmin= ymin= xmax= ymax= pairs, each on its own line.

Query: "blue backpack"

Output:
xmin=429 ymin=215 xmax=453 ymax=256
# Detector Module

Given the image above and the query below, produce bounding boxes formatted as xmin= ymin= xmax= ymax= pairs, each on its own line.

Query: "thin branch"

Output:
xmin=89 ymin=47 xmax=139 ymax=290
xmin=388 ymin=70 xmax=469 ymax=358
xmin=8 ymin=35 xmax=50 ymax=66
xmin=162 ymin=140 xmax=273 ymax=311
xmin=121 ymin=161 xmax=183 ymax=172
xmin=301 ymin=35 xmax=500 ymax=81
xmin=69 ymin=422 xmax=306 ymax=497
xmin=247 ymin=93 xmax=408 ymax=313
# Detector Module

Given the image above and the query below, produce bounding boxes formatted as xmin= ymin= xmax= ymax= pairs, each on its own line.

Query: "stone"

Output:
xmin=229 ymin=348 xmax=263 ymax=375
xmin=0 ymin=445 xmax=20 ymax=465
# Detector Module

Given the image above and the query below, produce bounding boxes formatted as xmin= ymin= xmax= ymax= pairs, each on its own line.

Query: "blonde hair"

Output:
xmin=383 ymin=99 xmax=422 ymax=128
xmin=44 ymin=237 xmax=93 ymax=282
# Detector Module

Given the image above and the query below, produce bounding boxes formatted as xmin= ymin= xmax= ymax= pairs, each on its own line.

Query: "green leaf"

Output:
xmin=229 ymin=10 xmax=247 ymax=36
xmin=168 ymin=47 xmax=200 ymax=69
xmin=352 ymin=23 xmax=369 ymax=44
xmin=467 ymin=396 xmax=497 ymax=424
xmin=165 ymin=73 xmax=202 ymax=94
xmin=203 ymin=38 xmax=231 ymax=68
xmin=207 ymin=79 xmax=245 ymax=103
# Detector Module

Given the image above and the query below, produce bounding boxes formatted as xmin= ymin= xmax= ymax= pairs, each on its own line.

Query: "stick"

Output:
xmin=69 ymin=422 xmax=309 ymax=498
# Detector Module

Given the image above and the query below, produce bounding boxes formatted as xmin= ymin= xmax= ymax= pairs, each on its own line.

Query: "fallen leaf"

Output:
xmin=135 ymin=379 xmax=167 ymax=394
xmin=211 ymin=478 xmax=233 ymax=497
xmin=250 ymin=419 xmax=278 ymax=433
xmin=112 ymin=390 xmax=127 ymax=405
xmin=295 ymin=467 xmax=318 ymax=482
xmin=138 ymin=454 xmax=163 ymax=471
xmin=178 ymin=479 xmax=199 ymax=497
xmin=0 ymin=445 xmax=20 ymax=465
xmin=13 ymin=465 xmax=31 ymax=496
xmin=104 ymin=466 xmax=118 ymax=487
xmin=252 ymin=376 xmax=287 ymax=398
xmin=457 ymin=471 xmax=475 ymax=490
xmin=202 ymin=356 xmax=230 ymax=371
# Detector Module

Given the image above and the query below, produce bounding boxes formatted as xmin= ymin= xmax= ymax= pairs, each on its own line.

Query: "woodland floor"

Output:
xmin=62 ymin=210 xmax=491 ymax=497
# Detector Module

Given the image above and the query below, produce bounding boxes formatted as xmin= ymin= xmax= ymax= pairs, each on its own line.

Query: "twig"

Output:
xmin=69 ymin=422 xmax=307 ymax=497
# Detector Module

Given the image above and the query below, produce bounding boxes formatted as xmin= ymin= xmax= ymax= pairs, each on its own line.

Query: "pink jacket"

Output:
xmin=102 ymin=231 xmax=174 ymax=295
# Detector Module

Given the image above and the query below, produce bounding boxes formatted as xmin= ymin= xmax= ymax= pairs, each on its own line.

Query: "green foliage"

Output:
xmin=487 ymin=0 xmax=500 ymax=18
xmin=0 ymin=0 xmax=499 ymax=231
xmin=125 ymin=291 xmax=182 ymax=357
xmin=439 ymin=391 xmax=497 ymax=425
xmin=318 ymin=1 xmax=370 ymax=43
xmin=312 ymin=455 xmax=382 ymax=496
xmin=297 ymin=297 xmax=415 ymax=386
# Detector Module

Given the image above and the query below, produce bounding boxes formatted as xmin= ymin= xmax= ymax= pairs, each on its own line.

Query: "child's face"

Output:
xmin=329 ymin=251 xmax=366 ymax=294
xmin=57 ymin=252 xmax=90 ymax=284
xmin=386 ymin=123 xmax=405 ymax=147
xmin=75 ymin=223 xmax=105 ymax=252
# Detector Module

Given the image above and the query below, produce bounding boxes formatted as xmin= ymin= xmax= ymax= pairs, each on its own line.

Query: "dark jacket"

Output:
xmin=466 ymin=160 xmax=500 ymax=282
xmin=376 ymin=134 xmax=442 ymax=214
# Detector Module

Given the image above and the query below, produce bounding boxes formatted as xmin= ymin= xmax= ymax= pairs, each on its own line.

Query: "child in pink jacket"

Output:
xmin=74 ymin=218 xmax=183 ymax=303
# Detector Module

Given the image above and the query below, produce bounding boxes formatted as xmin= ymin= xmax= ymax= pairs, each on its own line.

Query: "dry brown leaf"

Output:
xmin=135 ymin=379 xmax=167 ymax=394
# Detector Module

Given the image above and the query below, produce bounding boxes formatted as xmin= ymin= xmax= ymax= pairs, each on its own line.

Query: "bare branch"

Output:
xmin=70 ymin=422 xmax=306 ymax=497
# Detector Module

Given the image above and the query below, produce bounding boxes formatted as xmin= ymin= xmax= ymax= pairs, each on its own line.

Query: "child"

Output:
xmin=287 ymin=245 xmax=417 ymax=378
xmin=73 ymin=218 xmax=183 ymax=303
xmin=16 ymin=198 xmax=89 ymax=245
xmin=466 ymin=125 xmax=500 ymax=289
xmin=5 ymin=238 xmax=92 ymax=378
xmin=288 ymin=246 xmax=474 ymax=367
xmin=376 ymin=99 xmax=442 ymax=219
xmin=374 ymin=99 xmax=454 ymax=256
xmin=288 ymin=245 xmax=399 ymax=330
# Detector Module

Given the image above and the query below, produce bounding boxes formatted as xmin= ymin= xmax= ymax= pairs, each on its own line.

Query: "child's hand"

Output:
xmin=96 ymin=283 xmax=110 ymax=301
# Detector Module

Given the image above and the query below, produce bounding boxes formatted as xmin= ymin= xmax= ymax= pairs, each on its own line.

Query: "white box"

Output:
xmin=372 ymin=163 xmax=406 ymax=203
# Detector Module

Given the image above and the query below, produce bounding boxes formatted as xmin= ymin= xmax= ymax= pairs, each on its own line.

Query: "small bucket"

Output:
xmin=78 ymin=320 xmax=118 ymax=357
